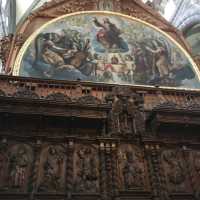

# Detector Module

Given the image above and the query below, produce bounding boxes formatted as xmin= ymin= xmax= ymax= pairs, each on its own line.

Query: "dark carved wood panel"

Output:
xmin=0 ymin=78 xmax=198 ymax=200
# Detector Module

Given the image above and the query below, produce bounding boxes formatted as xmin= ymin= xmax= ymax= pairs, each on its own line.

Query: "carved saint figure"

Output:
xmin=111 ymin=91 xmax=144 ymax=136
xmin=163 ymin=151 xmax=186 ymax=192
xmin=40 ymin=146 xmax=64 ymax=191
xmin=123 ymin=151 xmax=143 ymax=189
xmin=9 ymin=147 xmax=29 ymax=189
xmin=75 ymin=147 xmax=99 ymax=193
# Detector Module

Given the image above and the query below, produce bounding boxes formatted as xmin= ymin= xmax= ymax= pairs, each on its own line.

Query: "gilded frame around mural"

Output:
xmin=13 ymin=11 xmax=200 ymax=91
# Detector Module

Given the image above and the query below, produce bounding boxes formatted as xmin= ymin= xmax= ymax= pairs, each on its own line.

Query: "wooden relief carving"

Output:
xmin=118 ymin=144 xmax=147 ymax=191
xmin=14 ymin=88 xmax=39 ymax=99
xmin=189 ymin=151 xmax=200 ymax=199
xmin=45 ymin=92 xmax=71 ymax=102
xmin=77 ymin=95 xmax=101 ymax=105
xmin=37 ymin=145 xmax=66 ymax=192
xmin=74 ymin=145 xmax=99 ymax=193
xmin=161 ymin=150 xmax=191 ymax=193
xmin=0 ymin=34 xmax=13 ymax=71
xmin=96 ymin=0 xmax=115 ymax=11
xmin=0 ymin=143 xmax=8 ymax=191
xmin=110 ymin=87 xmax=145 ymax=136
xmin=8 ymin=144 xmax=33 ymax=192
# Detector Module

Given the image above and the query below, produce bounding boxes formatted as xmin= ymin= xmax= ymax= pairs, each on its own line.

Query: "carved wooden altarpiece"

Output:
xmin=0 ymin=1 xmax=200 ymax=200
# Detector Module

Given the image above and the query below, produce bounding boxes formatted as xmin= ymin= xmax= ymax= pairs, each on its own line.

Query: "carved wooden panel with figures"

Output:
xmin=0 ymin=0 xmax=200 ymax=200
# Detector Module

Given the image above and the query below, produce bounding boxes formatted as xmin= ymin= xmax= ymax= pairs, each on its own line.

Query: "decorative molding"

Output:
xmin=14 ymin=88 xmax=39 ymax=99
xmin=77 ymin=95 xmax=101 ymax=105
xmin=45 ymin=92 xmax=71 ymax=102
xmin=0 ymin=34 xmax=14 ymax=70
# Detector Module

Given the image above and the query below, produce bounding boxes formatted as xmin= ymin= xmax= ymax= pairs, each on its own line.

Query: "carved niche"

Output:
xmin=161 ymin=149 xmax=192 ymax=193
xmin=108 ymin=87 xmax=145 ymax=136
xmin=7 ymin=144 xmax=33 ymax=192
xmin=74 ymin=144 xmax=99 ymax=193
xmin=118 ymin=144 xmax=147 ymax=191
xmin=37 ymin=145 xmax=66 ymax=192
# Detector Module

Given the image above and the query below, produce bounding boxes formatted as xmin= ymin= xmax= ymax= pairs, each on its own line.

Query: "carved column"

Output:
xmin=145 ymin=144 xmax=164 ymax=200
xmin=66 ymin=140 xmax=74 ymax=199
xmin=99 ymin=142 xmax=107 ymax=200
xmin=29 ymin=139 xmax=42 ymax=199
xmin=99 ymin=142 xmax=115 ymax=200
xmin=106 ymin=143 xmax=114 ymax=199
xmin=110 ymin=143 xmax=119 ymax=197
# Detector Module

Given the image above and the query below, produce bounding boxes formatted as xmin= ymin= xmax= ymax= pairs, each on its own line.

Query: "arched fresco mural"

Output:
xmin=13 ymin=11 xmax=200 ymax=89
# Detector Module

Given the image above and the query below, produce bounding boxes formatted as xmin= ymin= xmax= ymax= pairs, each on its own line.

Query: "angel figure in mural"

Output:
xmin=29 ymin=31 xmax=96 ymax=80
xmin=93 ymin=17 xmax=129 ymax=52
xmin=145 ymin=40 xmax=169 ymax=79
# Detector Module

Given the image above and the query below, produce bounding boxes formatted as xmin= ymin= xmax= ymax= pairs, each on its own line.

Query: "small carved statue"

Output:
xmin=75 ymin=147 xmax=99 ymax=193
xmin=122 ymin=151 xmax=143 ymax=189
xmin=9 ymin=147 xmax=29 ymax=189
xmin=39 ymin=146 xmax=64 ymax=192
xmin=111 ymin=92 xmax=145 ymax=136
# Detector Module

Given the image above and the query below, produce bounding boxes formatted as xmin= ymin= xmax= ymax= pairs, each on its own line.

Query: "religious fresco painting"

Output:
xmin=16 ymin=12 xmax=200 ymax=89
